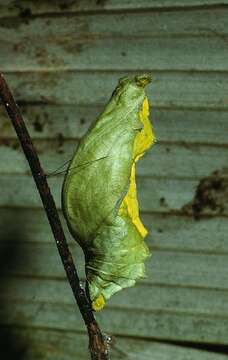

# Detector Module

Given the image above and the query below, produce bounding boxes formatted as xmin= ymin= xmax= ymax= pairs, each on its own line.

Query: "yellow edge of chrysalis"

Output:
xmin=118 ymin=97 xmax=155 ymax=238
xmin=92 ymin=98 xmax=155 ymax=309
xmin=92 ymin=294 xmax=106 ymax=311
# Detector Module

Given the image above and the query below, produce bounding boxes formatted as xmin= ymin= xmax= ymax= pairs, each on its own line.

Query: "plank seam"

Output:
xmin=3 ymin=273 xmax=228 ymax=292
xmin=3 ymin=68 xmax=228 ymax=75
xmin=0 ymin=204 xmax=227 ymax=219
xmin=1 ymin=3 xmax=228 ymax=19
xmin=3 ymin=298 xmax=228 ymax=321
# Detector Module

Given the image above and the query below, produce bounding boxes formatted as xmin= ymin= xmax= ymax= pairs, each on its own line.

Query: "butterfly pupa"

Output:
xmin=62 ymin=74 xmax=156 ymax=311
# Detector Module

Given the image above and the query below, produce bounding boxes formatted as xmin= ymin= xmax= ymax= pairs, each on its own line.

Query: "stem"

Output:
xmin=0 ymin=73 xmax=110 ymax=360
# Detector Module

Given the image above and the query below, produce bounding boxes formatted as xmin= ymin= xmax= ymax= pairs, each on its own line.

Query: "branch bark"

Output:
xmin=0 ymin=73 xmax=110 ymax=360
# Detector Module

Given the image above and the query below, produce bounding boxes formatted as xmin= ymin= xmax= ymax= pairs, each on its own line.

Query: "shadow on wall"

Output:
xmin=0 ymin=215 xmax=30 ymax=359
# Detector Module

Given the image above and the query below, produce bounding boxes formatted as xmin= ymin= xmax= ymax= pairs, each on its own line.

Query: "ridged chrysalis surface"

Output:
xmin=62 ymin=74 xmax=155 ymax=310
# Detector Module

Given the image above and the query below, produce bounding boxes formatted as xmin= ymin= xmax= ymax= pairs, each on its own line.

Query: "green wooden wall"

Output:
xmin=0 ymin=1 xmax=228 ymax=359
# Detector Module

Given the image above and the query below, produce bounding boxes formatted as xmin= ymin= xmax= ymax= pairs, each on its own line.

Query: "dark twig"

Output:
xmin=0 ymin=73 xmax=110 ymax=360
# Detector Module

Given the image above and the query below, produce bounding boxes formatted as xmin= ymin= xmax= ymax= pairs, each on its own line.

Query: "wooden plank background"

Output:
xmin=1 ymin=0 xmax=228 ymax=17
xmin=0 ymin=1 xmax=228 ymax=359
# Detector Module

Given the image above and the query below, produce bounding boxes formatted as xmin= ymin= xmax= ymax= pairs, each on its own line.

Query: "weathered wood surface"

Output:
xmin=1 ymin=139 xmax=227 ymax=179
xmin=1 ymin=9 xmax=228 ymax=40
xmin=1 ymin=36 xmax=227 ymax=72
xmin=2 ymin=329 xmax=227 ymax=360
xmin=2 ymin=241 xmax=228 ymax=290
xmin=1 ymin=106 xmax=228 ymax=145
xmin=2 ymin=277 xmax=228 ymax=344
xmin=5 ymin=276 xmax=228 ymax=316
xmin=1 ymin=173 xmax=228 ymax=215
xmin=1 ymin=0 xmax=228 ymax=18
xmin=4 ymin=71 xmax=228 ymax=109
xmin=0 ymin=10 xmax=228 ymax=72
xmin=1 ymin=208 xmax=227 ymax=253
xmin=0 ymin=174 xmax=197 ymax=212
xmin=0 ymin=173 xmax=227 ymax=215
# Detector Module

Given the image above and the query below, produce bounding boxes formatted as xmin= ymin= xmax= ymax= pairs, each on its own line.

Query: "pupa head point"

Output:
xmin=118 ymin=74 xmax=152 ymax=88
xmin=112 ymin=73 xmax=152 ymax=106
xmin=135 ymin=74 xmax=152 ymax=87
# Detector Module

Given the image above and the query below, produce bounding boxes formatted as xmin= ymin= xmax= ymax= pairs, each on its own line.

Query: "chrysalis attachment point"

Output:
xmin=92 ymin=294 xmax=106 ymax=311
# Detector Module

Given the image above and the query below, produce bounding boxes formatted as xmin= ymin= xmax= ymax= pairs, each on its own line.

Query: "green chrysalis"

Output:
xmin=62 ymin=74 xmax=155 ymax=310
